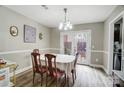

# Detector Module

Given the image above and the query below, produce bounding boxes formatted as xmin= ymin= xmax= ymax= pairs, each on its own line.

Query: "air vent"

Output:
xmin=41 ymin=5 xmax=48 ymax=10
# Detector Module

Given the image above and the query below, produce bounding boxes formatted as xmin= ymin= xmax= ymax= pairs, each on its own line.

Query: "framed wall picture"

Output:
xmin=10 ymin=26 xmax=18 ymax=37
xmin=24 ymin=25 xmax=36 ymax=43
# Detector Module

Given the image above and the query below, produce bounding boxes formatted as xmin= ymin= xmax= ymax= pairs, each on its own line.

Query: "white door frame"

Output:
xmin=108 ymin=11 xmax=124 ymax=75
xmin=60 ymin=29 xmax=91 ymax=65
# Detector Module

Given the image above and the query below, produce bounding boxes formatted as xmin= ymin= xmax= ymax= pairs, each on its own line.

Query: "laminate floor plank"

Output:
xmin=15 ymin=65 xmax=113 ymax=87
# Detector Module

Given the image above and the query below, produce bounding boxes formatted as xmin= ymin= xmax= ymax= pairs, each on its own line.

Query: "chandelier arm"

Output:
xmin=59 ymin=8 xmax=72 ymax=30
xmin=64 ymin=8 xmax=67 ymax=22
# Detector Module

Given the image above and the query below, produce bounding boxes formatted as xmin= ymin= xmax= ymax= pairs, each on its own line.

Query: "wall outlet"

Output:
xmin=92 ymin=45 xmax=95 ymax=49
xmin=95 ymin=58 xmax=99 ymax=62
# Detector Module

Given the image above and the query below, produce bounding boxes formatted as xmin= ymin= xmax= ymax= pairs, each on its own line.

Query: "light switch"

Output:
xmin=96 ymin=58 xmax=99 ymax=62
xmin=92 ymin=45 xmax=95 ymax=49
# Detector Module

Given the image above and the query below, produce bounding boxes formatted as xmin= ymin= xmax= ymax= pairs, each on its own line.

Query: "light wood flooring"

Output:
xmin=15 ymin=65 xmax=113 ymax=87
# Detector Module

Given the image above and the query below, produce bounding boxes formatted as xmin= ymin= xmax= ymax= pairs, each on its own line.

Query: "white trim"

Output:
xmin=91 ymin=50 xmax=104 ymax=53
xmin=112 ymin=70 xmax=124 ymax=81
xmin=79 ymin=63 xmax=109 ymax=74
xmin=89 ymin=64 xmax=109 ymax=75
xmin=60 ymin=30 xmax=92 ymax=65
xmin=91 ymin=50 xmax=108 ymax=53
xmin=15 ymin=66 xmax=32 ymax=75
xmin=0 ymin=48 xmax=109 ymax=55
xmin=104 ymin=51 xmax=109 ymax=54
xmin=0 ymin=49 xmax=32 ymax=55
xmin=102 ymin=66 xmax=109 ymax=75
xmin=39 ymin=48 xmax=51 ymax=51
xmin=48 ymin=48 xmax=60 ymax=50
xmin=10 ymin=64 xmax=110 ymax=76
xmin=0 ymin=48 xmax=59 ymax=55
xmin=89 ymin=64 xmax=103 ymax=68
xmin=108 ymin=10 xmax=124 ymax=75
xmin=60 ymin=29 xmax=92 ymax=33
xmin=10 ymin=66 xmax=32 ymax=76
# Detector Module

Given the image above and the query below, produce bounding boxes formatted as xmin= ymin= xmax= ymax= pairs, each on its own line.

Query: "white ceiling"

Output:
xmin=5 ymin=5 xmax=117 ymax=28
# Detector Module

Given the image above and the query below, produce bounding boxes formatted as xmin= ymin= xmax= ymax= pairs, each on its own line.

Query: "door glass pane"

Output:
xmin=63 ymin=35 xmax=72 ymax=55
xmin=75 ymin=33 xmax=87 ymax=64
xmin=60 ymin=31 xmax=90 ymax=65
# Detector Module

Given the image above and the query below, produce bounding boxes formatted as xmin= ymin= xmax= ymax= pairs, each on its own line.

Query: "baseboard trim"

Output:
xmin=101 ymin=66 xmax=109 ymax=75
xmin=10 ymin=64 xmax=109 ymax=77
xmin=10 ymin=66 xmax=32 ymax=77
xmin=89 ymin=64 xmax=109 ymax=75
xmin=89 ymin=64 xmax=103 ymax=68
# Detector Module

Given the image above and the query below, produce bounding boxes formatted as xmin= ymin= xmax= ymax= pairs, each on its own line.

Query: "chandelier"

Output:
xmin=59 ymin=8 xmax=73 ymax=30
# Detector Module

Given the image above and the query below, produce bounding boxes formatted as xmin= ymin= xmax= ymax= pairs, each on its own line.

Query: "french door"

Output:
xmin=60 ymin=30 xmax=91 ymax=65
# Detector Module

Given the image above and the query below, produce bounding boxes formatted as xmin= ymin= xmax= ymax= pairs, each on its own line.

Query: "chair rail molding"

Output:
xmin=0 ymin=48 xmax=59 ymax=55
xmin=0 ymin=48 xmax=108 ymax=55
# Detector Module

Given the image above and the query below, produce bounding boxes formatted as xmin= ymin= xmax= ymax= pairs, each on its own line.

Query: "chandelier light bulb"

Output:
xmin=59 ymin=8 xmax=73 ymax=31
xmin=64 ymin=25 xmax=67 ymax=30
xmin=66 ymin=21 xmax=70 ymax=27
xmin=69 ymin=24 xmax=73 ymax=29
xmin=59 ymin=22 xmax=63 ymax=30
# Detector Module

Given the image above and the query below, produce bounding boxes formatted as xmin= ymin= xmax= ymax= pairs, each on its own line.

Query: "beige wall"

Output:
xmin=0 ymin=6 xmax=51 ymax=72
xmin=1 ymin=5 xmax=123 ymax=75
xmin=103 ymin=6 xmax=124 ymax=73
xmin=50 ymin=22 xmax=104 ymax=65
xmin=0 ymin=6 xmax=50 ymax=51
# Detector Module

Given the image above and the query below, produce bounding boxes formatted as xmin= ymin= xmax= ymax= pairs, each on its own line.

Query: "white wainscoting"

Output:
xmin=0 ymin=48 xmax=109 ymax=75
xmin=0 ymin=48 xmax=108 ymax=54
xmin=0 ymin=48 xmax=51 ymax=55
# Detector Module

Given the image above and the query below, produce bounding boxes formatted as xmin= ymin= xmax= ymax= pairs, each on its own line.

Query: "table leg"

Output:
xmin=13 ymin=70 xmax=16 ymax=84
xmin=66 ymin=63 xmax=70 ymax=87
xmin=112 ymin=72 xmax=115 ymax=87
xmin=67 ymin=75 xmax=69 ymax=87
xmin=13 ymin=64 xmax=17 ymax=85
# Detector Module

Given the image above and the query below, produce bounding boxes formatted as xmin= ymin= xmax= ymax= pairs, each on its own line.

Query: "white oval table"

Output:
xmin=40 ymin=54 xmax=75 ymax=86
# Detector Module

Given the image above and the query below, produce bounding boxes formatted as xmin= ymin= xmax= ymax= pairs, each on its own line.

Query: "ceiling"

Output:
xmin=5 ymin=5 xmax=117 ymax=28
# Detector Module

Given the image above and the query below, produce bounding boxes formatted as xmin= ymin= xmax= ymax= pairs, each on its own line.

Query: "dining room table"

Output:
xmin=40 ymin=53 xmax=75 ymax=86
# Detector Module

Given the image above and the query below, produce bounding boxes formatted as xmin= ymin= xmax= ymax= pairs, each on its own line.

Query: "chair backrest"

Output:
xmin=74 ymin=53 xmax=79 ymax=68
xmin=33 ymin=49 xmax=39 ymax=53
xmin=45 ymin=54 xmax=56 ymax=76
xmin=31 ymin=52 xmax=42 ymax=72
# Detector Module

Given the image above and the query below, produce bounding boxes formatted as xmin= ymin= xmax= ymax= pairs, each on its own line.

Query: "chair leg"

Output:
xmin=72 ymin=72 xmax=75 ymax=84
xmin=46 ymin=74 xmax=48 ymax=87
xmin=41 ymin=74 xmax=43 ymax=86
xmin=75 ymin=71 xmax=76 ymax=80
xmin=67 ymin=76 xmax=69 ymax=87
xmin=56 ymin=78 xmax=58 ymax=87
xmin=33 ymin=72 xmax=35 ymax=85
xmin=65 ymin=74 xmax=66 ymax=85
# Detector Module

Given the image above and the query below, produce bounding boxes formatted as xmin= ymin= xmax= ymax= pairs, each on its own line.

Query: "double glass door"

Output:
xmin=60 ymin=30 xmax=91 ymax=65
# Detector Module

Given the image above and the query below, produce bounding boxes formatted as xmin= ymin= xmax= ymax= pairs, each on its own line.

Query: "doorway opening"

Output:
xmin=113 ymin=18 xmax=123 ymax=71
xmin=108 ymin=12 xmax=124 ymax=75
xmin=60 ymin=30 xmax=91 ymax=65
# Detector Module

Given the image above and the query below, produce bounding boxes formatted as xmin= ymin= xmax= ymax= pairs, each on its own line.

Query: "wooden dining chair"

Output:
xmin=33 ymin=49 xmax=39 ymax=53
xmin=71 ymin=53 xmax=79 ymax=84
xmin=31 ymin=52 xmax=47 ymax=86
xmin=45 ymin=54 xmax=66 ymax=87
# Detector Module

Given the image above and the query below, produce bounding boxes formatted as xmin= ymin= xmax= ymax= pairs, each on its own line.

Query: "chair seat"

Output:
xmin=35 ymin=66 xmax=47 ymax=73
xmin=48 ymin=68 xmax=65 ymax=78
